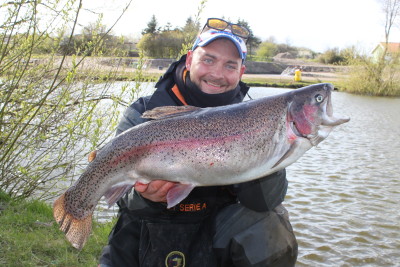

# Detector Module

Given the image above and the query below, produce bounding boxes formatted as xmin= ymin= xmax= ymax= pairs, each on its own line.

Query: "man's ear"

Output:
xmin=185 ymin=50 xmax=194 ymax=70
xmin=239 ymin=64 xmax=246 ymax=78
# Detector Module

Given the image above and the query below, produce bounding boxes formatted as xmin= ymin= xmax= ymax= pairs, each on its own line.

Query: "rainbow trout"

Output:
xmin=53 ymin=83 xmax=349 ymax=249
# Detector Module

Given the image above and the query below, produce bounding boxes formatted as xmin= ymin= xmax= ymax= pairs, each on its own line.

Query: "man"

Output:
xmin=100 ymin=18 xmax=298 ymax=267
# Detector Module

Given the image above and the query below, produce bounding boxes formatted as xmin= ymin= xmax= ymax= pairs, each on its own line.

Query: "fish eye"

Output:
xmin=315 ymin=94 xmax=324 ymax=103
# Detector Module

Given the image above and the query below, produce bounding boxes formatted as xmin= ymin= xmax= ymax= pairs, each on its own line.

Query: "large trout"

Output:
xmin=53 ymin=83 xmax=349 ymax=249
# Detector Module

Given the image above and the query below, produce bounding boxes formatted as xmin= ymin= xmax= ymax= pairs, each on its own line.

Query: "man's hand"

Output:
xmin=135 ymin=180 xmax=177 ymax=203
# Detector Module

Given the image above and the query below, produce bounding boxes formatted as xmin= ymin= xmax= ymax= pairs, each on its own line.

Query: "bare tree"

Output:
xmin=374 ymin=0 xmax=400 ymax=91
xmin=381 ymin=0 xmax=400 ymax=45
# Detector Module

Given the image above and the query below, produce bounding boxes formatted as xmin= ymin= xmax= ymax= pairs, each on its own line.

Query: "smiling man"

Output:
xmin=99 ymin=18 xmax=298 ymax=267
xmin=186 ymin=38 xmax=246 ymax=94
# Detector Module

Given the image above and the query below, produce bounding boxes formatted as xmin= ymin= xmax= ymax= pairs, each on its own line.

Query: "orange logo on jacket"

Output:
xmin=179 ymin=202 xmax=207 ymax=212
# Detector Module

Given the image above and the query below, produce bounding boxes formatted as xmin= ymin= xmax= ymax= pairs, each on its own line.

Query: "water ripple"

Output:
xmin=249 ymin=88 xmax=400 ymax=266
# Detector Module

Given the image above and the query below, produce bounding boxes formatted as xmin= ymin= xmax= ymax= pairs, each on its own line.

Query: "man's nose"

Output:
xmin=210 ymin=63 xmax=225 ymax=79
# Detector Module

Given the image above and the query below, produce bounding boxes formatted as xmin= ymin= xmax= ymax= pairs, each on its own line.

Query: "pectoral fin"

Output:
xmin=104 ymin=183 xmax=134 ymax=207
xmin=166 ymin=183 xmax=196 ymax=208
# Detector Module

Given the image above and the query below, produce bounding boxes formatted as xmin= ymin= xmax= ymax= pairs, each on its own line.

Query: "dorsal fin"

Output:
xmin=142 ymin=105 xmax=200 ymax=120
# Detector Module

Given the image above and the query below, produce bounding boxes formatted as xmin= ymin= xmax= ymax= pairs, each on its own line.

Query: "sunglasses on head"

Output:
xmin=203 ymin=18 xmax=250 ymax=40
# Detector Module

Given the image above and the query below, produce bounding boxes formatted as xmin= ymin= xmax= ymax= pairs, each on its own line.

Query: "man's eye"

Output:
xmin=203 ymin=58 xmax=213 ymax=64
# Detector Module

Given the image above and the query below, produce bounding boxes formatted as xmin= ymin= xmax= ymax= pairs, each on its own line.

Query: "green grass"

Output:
xmin=0 ymin=192 xmax=115 ymax=267
xmin=242 ymin=77 xmax=315 ymax=89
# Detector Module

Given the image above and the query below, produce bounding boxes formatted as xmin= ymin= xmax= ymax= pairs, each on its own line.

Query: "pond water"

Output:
xmin=95 ymin=85 xmax=400 ymax=266
xmin=249 ymin=87 xmax=400 ymax=267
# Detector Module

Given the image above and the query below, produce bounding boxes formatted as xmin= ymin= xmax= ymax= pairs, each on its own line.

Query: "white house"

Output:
xmin=371 ymin=42 xmax=400 ymax=62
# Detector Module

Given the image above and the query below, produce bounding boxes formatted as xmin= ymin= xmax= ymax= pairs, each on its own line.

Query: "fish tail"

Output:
xmin=53 ymin=193 xmax=92 ymax=250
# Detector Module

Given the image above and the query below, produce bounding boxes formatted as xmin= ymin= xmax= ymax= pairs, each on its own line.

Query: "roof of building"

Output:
xmin=372 ymin=42 xmax=400 ymax=54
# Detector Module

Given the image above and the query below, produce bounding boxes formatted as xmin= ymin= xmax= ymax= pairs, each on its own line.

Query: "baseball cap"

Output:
xmin=191 ymin=28 xmax=248 ymax=61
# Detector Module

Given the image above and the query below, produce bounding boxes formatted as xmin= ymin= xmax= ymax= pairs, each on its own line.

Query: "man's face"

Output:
xmin=185 ymin=39 xmax=246 ymax=94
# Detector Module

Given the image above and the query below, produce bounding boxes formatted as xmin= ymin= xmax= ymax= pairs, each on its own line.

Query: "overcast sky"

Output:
xmin=80 ymin=0 xmax=396 ymax=53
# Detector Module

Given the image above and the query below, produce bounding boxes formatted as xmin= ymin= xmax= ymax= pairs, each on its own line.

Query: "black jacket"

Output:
xmin=117 ymin=56 xmax=288 ymax=214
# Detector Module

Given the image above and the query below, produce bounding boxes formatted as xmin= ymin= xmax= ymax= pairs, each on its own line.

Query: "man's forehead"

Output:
xmin=194 ymin=39 xmax=242 ymax=60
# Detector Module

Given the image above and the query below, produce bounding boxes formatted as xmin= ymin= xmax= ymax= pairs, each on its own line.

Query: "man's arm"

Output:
xmin=117 ymin=98 xmax=176 ymax=204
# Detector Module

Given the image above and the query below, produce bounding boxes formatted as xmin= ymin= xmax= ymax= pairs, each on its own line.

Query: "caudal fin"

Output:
xmin=53 ymin=193 xmax=92 ymax=250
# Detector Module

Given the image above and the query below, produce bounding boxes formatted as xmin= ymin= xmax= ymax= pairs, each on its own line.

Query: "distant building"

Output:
xmin=371 ymin=42 xmax=400 ymax=62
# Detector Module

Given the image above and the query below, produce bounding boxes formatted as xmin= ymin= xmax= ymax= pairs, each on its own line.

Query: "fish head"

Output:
xmin=287 ymin=83 xmax=350 ymax=146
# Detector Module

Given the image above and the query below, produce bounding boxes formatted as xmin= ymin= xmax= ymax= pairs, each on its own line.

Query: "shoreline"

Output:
xmin=21 ymin=56 xmax=346 ymax=89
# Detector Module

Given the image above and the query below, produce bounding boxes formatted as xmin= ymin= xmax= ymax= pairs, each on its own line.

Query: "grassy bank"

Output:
xmin=241 ymin=76 xmax=327 ymax=89
xmin=0 ymin=191 xmax=114 ymax=267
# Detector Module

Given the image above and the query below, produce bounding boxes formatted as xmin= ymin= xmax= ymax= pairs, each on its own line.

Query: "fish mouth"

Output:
xmin=321 ymin=116 xmax=350 ymax=126
xmin=289 ymin=121 xmax=305 ymax=138
xmin=289 ymin=113 xmax=348 ymax=146
xmin=290 ymin=118 xmax=327 ymax=146
xmin=322 ymin=93 xmax=350 ymax=126
xmin=289 ymin=120 xmax=320 ymax=145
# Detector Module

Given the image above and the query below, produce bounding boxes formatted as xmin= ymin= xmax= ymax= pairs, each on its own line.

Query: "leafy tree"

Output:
xmin=256 ymin=42 xmax=278 ymax=61
xmin=163 ymin=22 xmax=173 ymax=32
xmin=236 ymin=19 xmax=261 ymax=59
xmin=138 ymin=15 xmax=202 ymax=58
xmin=59 ymin=20 xmax=127 ymax=56
xmin=339 ymin=46 xmax=360 ymax=64
xmin=179 ymin=16 xmax=201 ymax=55
xmin=275 ymin=43 xmax=297 ymax=55
xmin=142 ymin=15 xmax=160 ymax=35
xmin=178 ymin=1 xmax=207 ymax=58
xmin=138 ymin=30 xmax=185 ymax=58
xmin=137 ymin=33 xmax=158 ymax=57
xmin=182 ymin=17 xmax=200 ymax=36
xmin=318 ymin=48 xmax=345 ymax=64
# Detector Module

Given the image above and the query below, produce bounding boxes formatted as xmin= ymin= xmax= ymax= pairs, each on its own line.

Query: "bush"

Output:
xmin=343 ymin=57 xmax=400 ymax=96
xmin=0 ymin=1 xmax=140 ymax=201
xmin=318 ymin=46 xmax=360 ymax=65
xmin=138 ymin=31 xmax=186 ymax=58
xmin=318 ymin=48 xmax=345 ymax=64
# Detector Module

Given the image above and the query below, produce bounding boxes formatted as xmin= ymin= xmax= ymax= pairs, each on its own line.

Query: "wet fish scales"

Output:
xmin=53 ymin=83 xmax=350 ymax=249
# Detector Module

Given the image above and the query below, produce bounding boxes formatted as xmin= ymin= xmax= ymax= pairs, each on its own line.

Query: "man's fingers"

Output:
xmin=155 ymin=182 xmax=176 ymax=196
xmin=136 ymin=180 xmax=177 ymax=202
xmin=134 ymin=182 xmax=149 ymax=193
